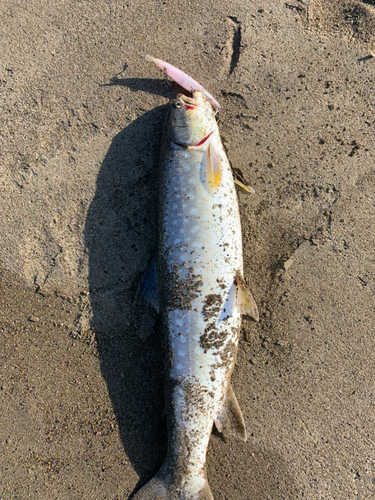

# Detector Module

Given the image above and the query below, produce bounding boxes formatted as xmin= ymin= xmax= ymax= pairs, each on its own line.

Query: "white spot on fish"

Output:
xmin=172 ymin=219 xmax=178 ymax=225
xmin=179 ymin=228 xmax=184 ymax=234
xmin=176 ymin=363 xmax=183 ymax=370
xmin=178 ymin=350 xmax=185 ymax=357
xmin=174 ymin=239 xmax=181 ymax=245
xmin=180 ymin=337 xmax=186 ymax=343
xmin=189 ymin=207 xmax=198 ymax=215
xmin=190 ymin=225 xmax=199 ymax=233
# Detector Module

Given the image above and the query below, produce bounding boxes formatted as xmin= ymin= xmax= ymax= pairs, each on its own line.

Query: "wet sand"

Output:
xmin=1 ymin=1 xmax=374 ymax=498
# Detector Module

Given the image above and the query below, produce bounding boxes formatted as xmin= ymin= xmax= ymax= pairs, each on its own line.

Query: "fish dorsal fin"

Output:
xmin=235 ymin=272 xmax=259 ymax=321
xmin=214 ymin=384 xmax=247 ymax=442
xmin=137 ymin=258 xmax=160 ymax=313
xmin=204 ymin=140 xmax=222 ymax=192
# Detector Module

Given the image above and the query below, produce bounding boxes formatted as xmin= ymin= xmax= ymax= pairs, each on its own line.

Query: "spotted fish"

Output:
xmin=135 ymin=87 xmax=259 ymax=499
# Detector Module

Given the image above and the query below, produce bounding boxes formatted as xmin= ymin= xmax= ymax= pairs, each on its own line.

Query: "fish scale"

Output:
xmin=135 ymin=90 xmax=258 ymax=500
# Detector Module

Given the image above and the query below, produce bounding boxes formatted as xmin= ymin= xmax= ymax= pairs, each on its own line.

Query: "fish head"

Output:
xmin=167 ymin=91 xmax=216 ymax=147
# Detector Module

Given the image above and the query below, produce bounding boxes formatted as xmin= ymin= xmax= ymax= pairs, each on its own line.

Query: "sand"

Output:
xmin=1 ymin=0 xmax=374 ymax=498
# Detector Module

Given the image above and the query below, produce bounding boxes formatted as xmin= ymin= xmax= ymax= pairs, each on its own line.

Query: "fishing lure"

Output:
xmin=146 ymin=54 xmax=221 ymax=109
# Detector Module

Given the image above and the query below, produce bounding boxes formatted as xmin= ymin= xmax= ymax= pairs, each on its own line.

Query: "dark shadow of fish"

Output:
xmin=84 ymin=105 xmax=168 ymax=494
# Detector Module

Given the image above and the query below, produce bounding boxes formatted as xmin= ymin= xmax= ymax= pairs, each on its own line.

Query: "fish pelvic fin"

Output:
xmin=214 ymin=383 xmax=247 ymax=442
xmin=133 ymin=470 xmax=214 ymax=500
xmin=136 ymin=257 xmax=160 ymax=314
xmin=235 ymin=272 xmax=259 ymax=322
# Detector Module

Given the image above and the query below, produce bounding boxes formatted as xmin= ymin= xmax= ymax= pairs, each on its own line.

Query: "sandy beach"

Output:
xmin=1 ymin=1 xmax=374 ymax=498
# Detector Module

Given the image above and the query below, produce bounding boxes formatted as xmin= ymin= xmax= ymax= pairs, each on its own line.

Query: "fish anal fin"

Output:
xmin=214 ymin=383 xmax=247 ymax=442
xmin=235 ymin=272 xmax=259 ymax=321
xmin=137 ymin=258 xmax=160 ymax=314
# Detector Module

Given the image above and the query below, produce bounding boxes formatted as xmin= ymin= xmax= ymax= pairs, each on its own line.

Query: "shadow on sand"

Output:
xmin=85 ymin=104 xmax=168 ymax=496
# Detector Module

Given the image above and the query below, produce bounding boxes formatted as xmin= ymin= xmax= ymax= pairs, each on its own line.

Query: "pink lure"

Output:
xmin=146 ymin=54 xmax=220 ymax=109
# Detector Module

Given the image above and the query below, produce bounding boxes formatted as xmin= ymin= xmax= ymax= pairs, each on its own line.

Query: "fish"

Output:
xmin=135 ymin=76 xmax=258 ymax=499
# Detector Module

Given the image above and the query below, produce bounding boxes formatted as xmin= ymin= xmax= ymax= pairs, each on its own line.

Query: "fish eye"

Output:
xmin=174 ymin=101 xmax=182 ymax=108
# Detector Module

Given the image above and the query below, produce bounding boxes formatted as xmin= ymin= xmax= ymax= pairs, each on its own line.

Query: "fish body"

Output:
xmin=135 ymin=91 xmax=258 ymax=500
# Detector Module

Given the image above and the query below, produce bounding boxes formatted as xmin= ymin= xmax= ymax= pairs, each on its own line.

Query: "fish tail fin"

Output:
xmin=133 ymin=469 xmax=214 ymax=500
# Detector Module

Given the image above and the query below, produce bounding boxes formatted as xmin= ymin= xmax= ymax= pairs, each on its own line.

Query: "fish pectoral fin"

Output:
xmin=235 ymin=273 xmax=259 ymax=322
xmin=203 ymin=141 xmax=222 ymax=192
xmin=214 ymin=384 xmax=247 ymax=442
xmin=136 ymin=257 xmax=160 ymax=314
xmin=234 ymin=177 xmax=255 ymax=194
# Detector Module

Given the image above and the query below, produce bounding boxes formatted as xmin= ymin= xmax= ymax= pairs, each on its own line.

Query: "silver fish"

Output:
xmin=135 ymin=90 xmax=258 ymax=500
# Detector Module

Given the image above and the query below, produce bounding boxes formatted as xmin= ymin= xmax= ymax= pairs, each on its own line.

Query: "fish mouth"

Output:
xmin=178 ymin=94 xmax=199 ymax=109
xmin=177 ymin=94 xmax=199 ymax=106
